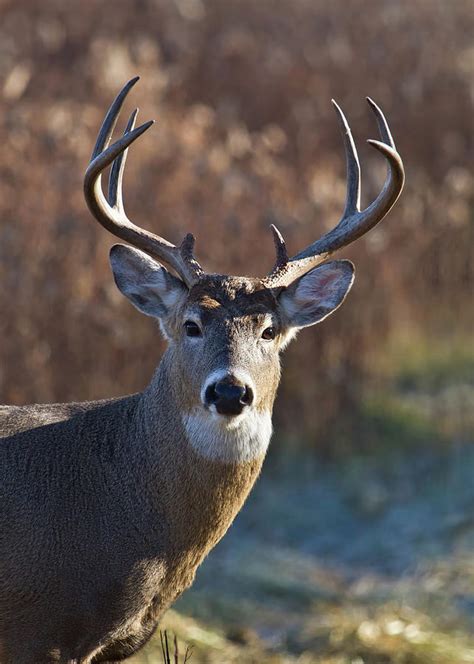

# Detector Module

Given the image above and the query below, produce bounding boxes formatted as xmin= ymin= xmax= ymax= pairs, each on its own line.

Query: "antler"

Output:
xmin=263 ymin=98 xmax=405 ymax=288
xmin=84 ymin=77 xmax=204 ymax=287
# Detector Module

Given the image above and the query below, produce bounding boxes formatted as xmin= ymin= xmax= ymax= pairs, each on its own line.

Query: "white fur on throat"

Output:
xmin=182 ymin=409 xmax=272 ymax=463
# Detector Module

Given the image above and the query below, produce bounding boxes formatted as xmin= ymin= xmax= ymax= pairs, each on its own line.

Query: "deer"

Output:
xmin=0 ymin=77 xmax=404 ymax=664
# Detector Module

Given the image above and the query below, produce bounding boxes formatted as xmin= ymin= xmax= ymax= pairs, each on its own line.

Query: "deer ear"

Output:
xmin=279 ymin=260 xmax=355 ymax=329
xmin=109 ymin=244 xmax=187 ymax=318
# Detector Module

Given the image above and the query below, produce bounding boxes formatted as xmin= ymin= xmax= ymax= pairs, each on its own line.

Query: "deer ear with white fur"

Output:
xmin=278 ymin=260 xmax=355 ymax=329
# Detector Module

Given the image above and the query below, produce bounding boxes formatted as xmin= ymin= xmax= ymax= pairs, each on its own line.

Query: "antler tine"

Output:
xmin=264 ymin=98 xmax=404 ymax=288
xmin=332 ymin=99 xmax=361 ymax=218
xmin=269 ymin=223 xmax=288 ymax=270
xmin=90 ymin=77 xmax=139 ymax=161
xmin=108 ymin=108 xmax=138 ymax=212
xmin=367 ymin=97 xmax=395 ymax=148
xmin=84 ymin=78 xmax=204 ymax=287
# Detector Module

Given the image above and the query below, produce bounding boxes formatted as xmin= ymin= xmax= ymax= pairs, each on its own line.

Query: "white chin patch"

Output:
xmin=182 ymin=409 xmax=272 ymax=463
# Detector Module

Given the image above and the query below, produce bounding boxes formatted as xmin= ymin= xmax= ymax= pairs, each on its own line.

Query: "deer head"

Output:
xmin=84 ymin=78 xmax=404 ymax=462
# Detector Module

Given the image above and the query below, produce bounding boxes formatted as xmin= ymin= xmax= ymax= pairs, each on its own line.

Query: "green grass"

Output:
xmin=392 ymin=341 xmax=474 ymax=393
xmin=350 ymin=333 xmax=474 ymax=450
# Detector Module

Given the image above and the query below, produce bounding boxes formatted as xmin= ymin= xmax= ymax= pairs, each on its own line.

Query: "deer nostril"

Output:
xmin=205 ymin=383 xmax=218 ymax=405
xmin=240 ymin=386 xmax=253 ymax=406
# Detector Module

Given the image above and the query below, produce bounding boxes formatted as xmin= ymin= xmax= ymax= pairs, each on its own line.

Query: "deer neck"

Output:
xmin=136 ymin=350 xmax=270 ymax=558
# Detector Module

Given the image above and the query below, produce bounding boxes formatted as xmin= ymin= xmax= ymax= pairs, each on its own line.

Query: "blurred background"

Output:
xmin=0 ymin=0 xmax=472 ymax=661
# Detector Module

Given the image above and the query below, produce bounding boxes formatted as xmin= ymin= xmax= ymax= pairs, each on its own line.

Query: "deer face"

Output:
xmin=110 ymin=244 xmax=354 ymax=461
xmin=86 ymin=79 xmax=403 ymax=460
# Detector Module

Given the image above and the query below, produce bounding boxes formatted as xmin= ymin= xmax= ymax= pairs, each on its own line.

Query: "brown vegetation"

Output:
xmin=0 ymin=0 xmax=472 ymax=448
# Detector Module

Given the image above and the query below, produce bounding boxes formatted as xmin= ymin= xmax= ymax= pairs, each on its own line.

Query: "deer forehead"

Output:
xmin=185 ymin=275 xmax=280 ymax=322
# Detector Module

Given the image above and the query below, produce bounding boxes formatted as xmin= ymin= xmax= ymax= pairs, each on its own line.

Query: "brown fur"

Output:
xmin=0 ymin=259 xmax=356 ymax=662
xmin=0 ymin=276 xmax=278 ymax=664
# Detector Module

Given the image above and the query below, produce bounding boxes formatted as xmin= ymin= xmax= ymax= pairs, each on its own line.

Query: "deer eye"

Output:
xmin=261 ymin=327 xmax=276 ymax=341
xmin=184 ymin=321 xmax=202 ymax=337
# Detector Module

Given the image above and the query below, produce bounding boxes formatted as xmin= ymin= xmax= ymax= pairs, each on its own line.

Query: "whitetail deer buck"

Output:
xmin=0 ymin=78 xmax=404 ymax=663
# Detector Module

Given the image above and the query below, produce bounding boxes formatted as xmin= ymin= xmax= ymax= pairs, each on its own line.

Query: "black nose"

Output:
xmin=205 ymin=377 xmax=254 ymax=416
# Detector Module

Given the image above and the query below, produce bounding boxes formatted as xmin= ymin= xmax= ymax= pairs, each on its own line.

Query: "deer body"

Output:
xmin=0 ymin=349 xmax=266 ymax=663
xmin=0 ymin=79 xmax=404 ymax=663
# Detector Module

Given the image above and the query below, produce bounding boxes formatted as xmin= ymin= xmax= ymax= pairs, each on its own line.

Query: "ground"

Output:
xmin=130 ymin=440 xmax=474 ymax=663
